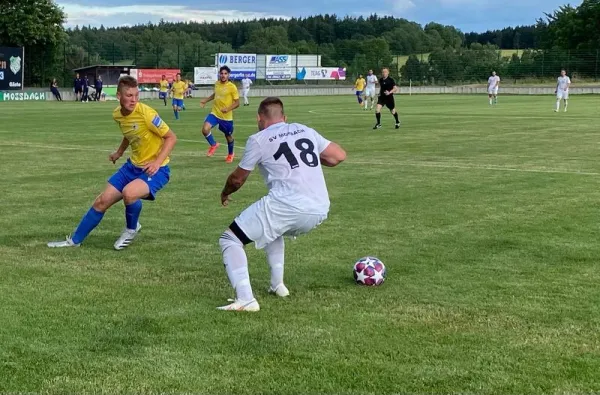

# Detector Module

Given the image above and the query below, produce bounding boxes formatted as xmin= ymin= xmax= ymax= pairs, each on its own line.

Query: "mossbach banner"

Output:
xmin=1 ymin=92 xmax=47 ymax=101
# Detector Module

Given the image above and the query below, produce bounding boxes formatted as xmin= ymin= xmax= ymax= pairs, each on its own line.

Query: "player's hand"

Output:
xmin=143 ymin=160 xmax=161 ymax=177
xmin=109 ymin=152 xmax=122 ymax=164
xmin=221 ymin=107 xmax=229 ymax=114
xmin=221 ymin=193 xmax=231 ymax=207
xmin=200 ymin=100 xmax=206 ymax=108
xmin=384 ymin=90 xmax=390 ymax=96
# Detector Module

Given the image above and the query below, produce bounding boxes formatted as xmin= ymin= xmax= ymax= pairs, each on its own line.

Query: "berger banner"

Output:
xmin=0 ymin=47 xmax=24 ymax=90
xmin=265 ymin=55 xmax=293 ymax=80
xmin=216 ymin=53 xmax=257 ymax=80
xmin=296 ymin=67 xmax=346 ymax=81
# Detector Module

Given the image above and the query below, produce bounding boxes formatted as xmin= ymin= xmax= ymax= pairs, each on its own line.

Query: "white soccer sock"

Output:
xmin=219 ymin=230 xmax=254 ymax=301
xmin=556 ymin=100 xmax=560 ymax=111
xmin=564 ymin=100 xmax=568 ymax=110
xmin=265 ymin=236 xmax=285 ymax=289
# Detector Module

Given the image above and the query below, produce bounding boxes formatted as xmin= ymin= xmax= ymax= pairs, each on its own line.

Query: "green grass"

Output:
xmin=2 ymin=94 xmax=600 ymax=393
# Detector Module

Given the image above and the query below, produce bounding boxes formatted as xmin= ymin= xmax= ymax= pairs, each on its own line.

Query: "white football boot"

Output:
xmin=217 ymin=298 xmax=260 ymax=312
xmin=268 ymin=283 xmax=290 ymax=297
xmin=113 ymin=222 xmax=142 ymax=250
xmin=47 ymin=235 xmax=80 ymax=248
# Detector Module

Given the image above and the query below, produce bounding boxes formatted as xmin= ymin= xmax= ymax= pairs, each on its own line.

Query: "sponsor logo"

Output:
xmin=269 ymin=55 xmax=289 ymax=64
xmin=10 ymin=56 xmax=21 ymax=74
xmin=152 ymin=115 xmax=163 ymax=128
xmin=1 ymin=92 xmax=46 ymax=101
xmin=219 ymin=55 xmax=228 ymax=64
xmin=9 ymin=81 xmax=21 ymax=87
xmin=0 ymin=71 xmax=3 ymax=80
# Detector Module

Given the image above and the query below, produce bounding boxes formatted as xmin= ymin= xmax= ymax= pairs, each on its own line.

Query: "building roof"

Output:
xmin=73 ymin=65 xmax=136 ymax=72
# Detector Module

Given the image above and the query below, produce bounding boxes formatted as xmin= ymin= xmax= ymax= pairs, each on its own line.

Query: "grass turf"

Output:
xmin=1 ymin=94 xmax=600 ymax=393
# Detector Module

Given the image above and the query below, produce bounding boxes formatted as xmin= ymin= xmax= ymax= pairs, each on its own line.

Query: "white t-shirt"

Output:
xmin=488 ymin=75 xmax=500 ymax=88
xmin=366 ymin=75 xmax=378 ymax=89
xmin=557 ymin=76 xmax=571 ymax=90
xmin=239 ymin=122 xmax=332 ymax=214
xmin=242 ymin=78 xmax=253 ymax=89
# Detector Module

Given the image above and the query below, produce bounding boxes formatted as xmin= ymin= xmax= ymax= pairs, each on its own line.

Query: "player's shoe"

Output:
xmin=395 ymin=122 xmax=401 ymax=129
xmin=373 ymin=124 xmax=382 ymax=130
xmin=207 ymin=143 xmax=220 ymax=157
xmin=47 ymin=235 xmax=80 ymax=248
xmin=225 ymin=154 xmax=235 ymax=163
xmin=113 ymin=222 xmax=142 ymax=251
xmin=217 ymin=298 xmax=260 ymax=312
xmin=268 ymin=284 xmax=290 ymax=297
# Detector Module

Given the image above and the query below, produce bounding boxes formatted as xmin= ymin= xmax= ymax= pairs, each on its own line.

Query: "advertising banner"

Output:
xmin=0 ymin=91 xmax=46 ymax=101
xmin=217 ymin=53 xmax=256 ymax=80
xmin=265 ymin=54 xmax=293 ymax=80
xmin=0 ymin=47 xmax=24 ymax=90
xmin=194 ymin=67 xmax=217 ymax=85
xmin=296 ymin=67 xmax=347 ymax=81
xmin=130 ymin=68 xmax=180 ymax=83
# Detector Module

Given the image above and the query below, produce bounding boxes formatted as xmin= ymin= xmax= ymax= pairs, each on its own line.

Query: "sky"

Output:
xmin=57 ymin=0 xmax=582 ymax=33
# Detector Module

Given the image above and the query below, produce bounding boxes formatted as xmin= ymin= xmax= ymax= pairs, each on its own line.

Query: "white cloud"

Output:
xmin=57 ymin=2 xmax=291 ymax=26
xmin=388 ymin=0 xmax=417 ymax=13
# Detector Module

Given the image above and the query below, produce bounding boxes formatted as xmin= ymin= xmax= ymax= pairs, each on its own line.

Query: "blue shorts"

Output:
xmin=356 ymin=91 xmax=364 ymax=96
xmin=205 ymin=113 xmax=234 ymax=136
xmin=108 ymin=159 xmax=170 ymax=201
xmin=159 ymin=92 xmax=167 ymax=99
xmin=172 ymin=98 xmax=184 ymax=108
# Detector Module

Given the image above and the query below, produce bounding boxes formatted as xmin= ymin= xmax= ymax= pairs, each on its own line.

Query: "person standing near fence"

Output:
xmin=95 ymin=76 xmax=103 ymax=101
xmin=50 ymin=79 xmax=62 ymax=101
xmin=241 ymin=74 xmax=253 ymax=106
xmin=74 ymin=73 xmax=82 ymax=101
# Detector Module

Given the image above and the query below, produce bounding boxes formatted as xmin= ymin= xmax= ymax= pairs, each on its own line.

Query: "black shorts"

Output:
xmin=377 ymin=95 xmax=395 ymax=110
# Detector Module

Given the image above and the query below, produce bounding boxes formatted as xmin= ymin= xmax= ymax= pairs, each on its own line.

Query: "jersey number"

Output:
xmin=273 ymin=138 xmax=319 ymax=169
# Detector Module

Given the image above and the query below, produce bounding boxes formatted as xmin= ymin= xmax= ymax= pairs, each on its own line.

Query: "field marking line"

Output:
xmin=2 ymin=141 xmax=599 ymax=176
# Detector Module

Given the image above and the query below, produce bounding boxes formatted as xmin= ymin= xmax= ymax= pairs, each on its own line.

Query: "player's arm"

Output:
xmin=109 ymin=137 xmax=130 ymax=164
xmin=143 ymin=112 xmax=178 ymax=175
xmin=222 ymin=89 xmax=240 ymax=113
xmin=200 ymin=93 xmax=215 ymax=107
xmin=221 ymin=137 xmax=260 ymax=206
xmin=320 ymin=142 xmax=346 ymax=167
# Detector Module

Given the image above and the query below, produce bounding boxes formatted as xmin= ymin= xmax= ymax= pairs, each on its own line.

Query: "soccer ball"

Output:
xmin=353 ymin=256 xmax=386 ymax=286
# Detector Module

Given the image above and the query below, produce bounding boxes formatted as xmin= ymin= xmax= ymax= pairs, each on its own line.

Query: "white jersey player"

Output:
xmin=217 ymin=97 xmax=347 ymax=312
xmin=241 ymin=75 xmax=253 ymax=106
xmin=555 ymin=69 xmax=571 ymax=112
xmin=364 ymin=69 xmax=378 ymax=110
xmin=487 ymin=71 xmax=500 ymax=105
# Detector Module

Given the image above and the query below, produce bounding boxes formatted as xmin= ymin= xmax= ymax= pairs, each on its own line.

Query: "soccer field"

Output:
xmin=2 ymin=94 xmax=600 ymax=393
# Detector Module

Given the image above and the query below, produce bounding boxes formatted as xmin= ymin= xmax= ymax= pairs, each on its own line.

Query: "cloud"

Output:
xmin=58 ymin=2 xmax=291 ymax=26
xmin=387 ymin=0 xmax=417 ymax=13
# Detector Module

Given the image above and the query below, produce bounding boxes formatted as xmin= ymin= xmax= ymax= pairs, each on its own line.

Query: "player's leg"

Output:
xmin=48 ymin=183 xmax=123 ymax=247
xmin=172 ymin=98 xmax=180 ymax=119
xmin=488 ymin=92 xmax=493 ymax=105
xmin=555 ymin=92 xmax=562 ymax=112
xmin=374 ymin=97 xmax=384 ymax=129
xmin=564 ymin=92 xmax=569 ymax=112
xmin=202 ymin=114 xmax=220 ymax=156
xmin=219 ymin=120 xmax=235 ymax=163
xmin=264 ymin=236 xmax=289 ymax=297
xmin=388 ymin=98 xmax=400 ymax=128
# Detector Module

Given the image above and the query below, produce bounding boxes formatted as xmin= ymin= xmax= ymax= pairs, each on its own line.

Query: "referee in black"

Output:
xmin=373 ymin=67 xmax=401 ymax=129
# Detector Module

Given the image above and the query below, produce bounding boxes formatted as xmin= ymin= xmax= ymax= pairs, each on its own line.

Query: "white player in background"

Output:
xmin=487 ymin=71 xmax=500 ymax=105
xmin=555 ymin=69 xmax=571 ymax=112
xmin=364 ymin=69 xmax=378 ymax=110
xmin=216 ymin=97 xmax=346 ymax=312
xmin=241 ymin=74 xmax=253 ymax=106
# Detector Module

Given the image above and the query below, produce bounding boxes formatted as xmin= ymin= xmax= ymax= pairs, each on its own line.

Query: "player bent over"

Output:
xmin=48 ymin=75 xmax=177 ymax=250
xmin=216 ymin=97 xmax=346 ymax=311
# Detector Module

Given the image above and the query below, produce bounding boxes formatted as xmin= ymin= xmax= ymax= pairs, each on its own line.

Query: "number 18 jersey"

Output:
xmin=238 ymin=122 xmax=331 ymax=214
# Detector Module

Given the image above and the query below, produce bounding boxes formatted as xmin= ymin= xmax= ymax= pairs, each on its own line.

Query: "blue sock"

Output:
xmin=72 ymin=207 xmax=105 ymax=244
xmin=206 ymin=133 xmax=217 ymax=146
xmin=125 ymin=200 xmax=142 ymax=230
xmin=227 ymin=140 xmax=234 ymax=155
xmin=174 ymin=110 xmax=179 ymax=119
xmin=182 ymin=103 xmax=186 ymax=110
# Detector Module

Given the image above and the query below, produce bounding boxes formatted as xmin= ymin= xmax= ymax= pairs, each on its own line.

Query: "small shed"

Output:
xmin=72 ymin=65 xmax=135 ymax=85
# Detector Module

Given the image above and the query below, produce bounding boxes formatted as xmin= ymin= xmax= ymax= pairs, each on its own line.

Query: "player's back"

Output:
xmin=244 ymin=122 xmax=331 ymax=214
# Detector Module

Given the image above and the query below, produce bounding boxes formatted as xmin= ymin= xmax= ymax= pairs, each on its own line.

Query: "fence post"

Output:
xmin=63 ymin=42 xmax=67 ymax=87
xmin=177 ymin=44 xmax=180 ymax=69
xmin=112 ymin=42 xmax=115 ymax=65
xmin=134 ymin=42 xmax=137 ymax=66
xmin=595 ymin=49 xmax=598 ymax=82
xmin=541 ymin=52 xmax=545 ymax=81
xmin=295 ymin=48 xmax=299 ymax=82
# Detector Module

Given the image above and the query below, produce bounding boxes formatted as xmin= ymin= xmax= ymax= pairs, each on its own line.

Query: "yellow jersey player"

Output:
xmin=200 ymin=66 xmax=240 ymax=163
xmin=48 ymin=75 xmax=178 ymax=250
xmin=159 ymin=74 xmax=169 ymax=106
xmin=354 ymin=74 xmax=366 ymax=107
xmin=170 ymin=73 xmax=187 ymax=119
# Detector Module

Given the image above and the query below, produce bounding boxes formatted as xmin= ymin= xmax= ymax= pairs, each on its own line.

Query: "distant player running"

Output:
xmin=354 ymin=74 xmax=366 ymax=108
xmin=159 ymin=75 xmax=169 ymax=106
xmin=555 ymin=69 xmax=571 ymax=112
xmin=216 ymin=97 xmax=346 ymax=311
xmin=48 ymin=75 xmax=177 ymax=250
xmin=487 ymin=71 xmax=500 ymax=105
xmin=364 ymin=69 xmax=378 ymax=110
xmin=170 ymin=73 xmax=187 ymax=119
xmin=373 ymin=68 xmax=400 ymax=129
xmin=241 ymin=74 xmax=253 ymax=106
xmin=200 ymin=66 xmax=240 ymax=163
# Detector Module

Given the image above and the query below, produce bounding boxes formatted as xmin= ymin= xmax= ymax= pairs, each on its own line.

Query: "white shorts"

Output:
xmin=234 ymin=196 xmax=328 ymax=249
xmin=242 ymin=88 xmax=250 ymax=96
xmin=557 ymin=90 xmax=569 ymax=100
xmin=365 ymin=88 xmax=376 ymax=98
xmin=488 ymin=87 xmax=498 ymax=95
